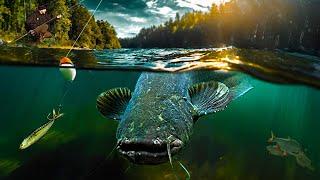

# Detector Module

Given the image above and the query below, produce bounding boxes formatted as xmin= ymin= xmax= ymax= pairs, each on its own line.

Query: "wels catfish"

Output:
xmin=96 ymin=71 xmax=252 ymax=165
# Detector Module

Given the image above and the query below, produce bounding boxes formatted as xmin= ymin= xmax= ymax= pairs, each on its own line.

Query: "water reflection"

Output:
xmin=1 ymin=46 xmax=319 ymax=89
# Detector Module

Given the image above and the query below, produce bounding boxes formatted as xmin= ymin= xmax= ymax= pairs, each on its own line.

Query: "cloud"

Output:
xmin=146 ymin=0 xmax=157 ymax=8
xmin=84 ymin=0 xmax=228 ymax=38
xmin=117 ymin=25 xmax=144 ymax=37
xmin=130 ymin=17 xmax=147 ymax=23
xmin=175 ymin=0 xmax=210 ymax=11
xmin=176 ymin=0 xmax=231 ymax=11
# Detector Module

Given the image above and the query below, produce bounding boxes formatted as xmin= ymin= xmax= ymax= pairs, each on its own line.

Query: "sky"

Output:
xmin=83 ymin=0 xmax=229 ymax=38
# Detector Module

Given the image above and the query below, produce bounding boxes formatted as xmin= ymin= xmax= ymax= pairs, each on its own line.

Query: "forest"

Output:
xmin=121 ymin=0 xmax=320 ymax=54
xmin=0 ymin=0 xmax=121 ymax=49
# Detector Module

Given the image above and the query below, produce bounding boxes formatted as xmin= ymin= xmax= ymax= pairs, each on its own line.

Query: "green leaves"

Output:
xmin=97 ymin=20 xmax=121 ymax=49
xmin=51 ymin=0 xmax=72 ymax=44
xmin=69 ymin=4 xmax=120 ymax=49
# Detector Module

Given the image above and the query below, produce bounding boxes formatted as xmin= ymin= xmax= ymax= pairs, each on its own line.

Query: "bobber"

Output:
xmin=59 ymin=57 xmax=76 ymax=82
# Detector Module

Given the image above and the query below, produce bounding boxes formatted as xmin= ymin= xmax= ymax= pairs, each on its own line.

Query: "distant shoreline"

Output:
xmin=36 ymin=45 xmax=93 ymax=51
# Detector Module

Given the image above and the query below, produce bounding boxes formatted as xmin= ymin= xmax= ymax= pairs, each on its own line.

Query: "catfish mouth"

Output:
xmin=117 ymin=138 xmax=183 ymax=165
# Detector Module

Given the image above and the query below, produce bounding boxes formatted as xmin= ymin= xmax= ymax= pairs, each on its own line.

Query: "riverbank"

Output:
xmin=0 ymin=38 xmax=93 ymax=51
xmin=36 ymin=45 xmax=92 ymax=51
xmin=0 ymin=45 xmax=98 ymax=68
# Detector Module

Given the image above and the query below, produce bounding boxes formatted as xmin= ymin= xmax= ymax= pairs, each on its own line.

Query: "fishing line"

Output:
xmin=58 ymin=0 xmax=103 ymax=111
xmin=65 ymin=0 xmax=103 ymax=58
xmin=56 ymin=81 xmax=73 ymax=111
xmin=83 ymin=143 xmax=118 ymax=179
xmin=55 ymin=0 xmax=102 ymax=110
xmin=123 ymin=163 xmax=132 ymax=174
xmin=10 ymin=0 xmax=86 ymax=43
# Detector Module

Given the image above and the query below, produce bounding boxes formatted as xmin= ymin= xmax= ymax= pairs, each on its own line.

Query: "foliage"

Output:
xmin=0 ymin=0 xmax=120 ymax=49
xmin=121 ymin=0 xmax=320 ymax=53
xmin=97 ymin=20 xmax=121 ymax=49
xmin=0 ymin=0 xmax=11 ymax=29
xmin=50 ymin=0 xmax=71 ymax=44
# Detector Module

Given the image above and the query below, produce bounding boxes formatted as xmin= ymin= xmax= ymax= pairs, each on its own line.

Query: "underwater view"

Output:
xmin=1 ymin=0 xmax=320 ymax=180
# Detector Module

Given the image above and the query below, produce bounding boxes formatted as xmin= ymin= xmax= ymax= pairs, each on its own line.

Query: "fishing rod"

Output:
xmin=18 ymin=0 xmax=103 ymax=152
xmin=10 ymin=0 xmax=86 ymax=44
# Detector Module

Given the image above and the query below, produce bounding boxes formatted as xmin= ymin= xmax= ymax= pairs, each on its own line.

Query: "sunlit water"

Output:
xmin=0 ymin=46 xmax=319 ymax=179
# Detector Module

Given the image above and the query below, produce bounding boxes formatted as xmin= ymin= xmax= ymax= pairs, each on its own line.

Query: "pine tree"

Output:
xmin=0 ymin=0 xmax=10 ymax=30
xmin=50 ymin=0 xmax=71 ymax=44
xmin=69 ymin=5 xmax=93 ymax=48
xmin=25 ymin=0 xmax=37 ymax=17
xmin=1 ymin=0 xmax=121 ymax=49
xmin=10 ymin=0 xmax=26 ymax=33
xmin=97 ymin=20 xmax=121 ymax=49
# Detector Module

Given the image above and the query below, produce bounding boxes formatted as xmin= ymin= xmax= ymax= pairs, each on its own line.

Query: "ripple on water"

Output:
xmin=0 ymin=46 xmax=319 ymax=88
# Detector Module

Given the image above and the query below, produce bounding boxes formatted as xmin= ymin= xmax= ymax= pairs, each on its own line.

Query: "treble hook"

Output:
xmin=46 ymin=108 xmax=64 ymax=121
xmin=47 ymin=112 xmax=53 ymax=120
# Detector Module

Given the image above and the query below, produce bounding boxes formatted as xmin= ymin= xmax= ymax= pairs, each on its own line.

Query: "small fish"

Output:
xmin=267 ymin=132 xmax=315 ymax=171
xmin=19 ymin=109 xmax=64 ymax=150
xmin=59 ymin=57 xmax=76 ymax=82
xmin=295 ymin=152 xmax=315 ymax=171
xmin=268 ymin=131 xmax=301 ymax=156
xmin=267 ymin=145 xmax=287 ymax=157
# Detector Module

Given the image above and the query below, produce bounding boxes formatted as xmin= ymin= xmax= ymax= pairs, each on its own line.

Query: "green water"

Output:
xmin=0 ymin=66 xmax=319 ymax=180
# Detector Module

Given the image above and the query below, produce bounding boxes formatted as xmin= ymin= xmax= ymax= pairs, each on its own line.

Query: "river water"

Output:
xmin=0 ymin=46 xmax=319 ymax=179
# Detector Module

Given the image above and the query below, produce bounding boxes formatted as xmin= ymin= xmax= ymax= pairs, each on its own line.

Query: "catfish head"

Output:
xmin=96 ymin=74 xmax=252 ymax=165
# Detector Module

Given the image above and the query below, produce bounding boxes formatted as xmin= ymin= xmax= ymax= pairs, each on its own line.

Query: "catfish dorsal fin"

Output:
xmin=189 ymin=81 xmax=231 ymax=117
xmin=96 ymin=87 xmax=132 ymax=121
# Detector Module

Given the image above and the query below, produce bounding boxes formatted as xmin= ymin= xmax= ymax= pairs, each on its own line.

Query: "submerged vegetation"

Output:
xmin=121 ymin=0 xmax=320 ymax=55
xmin=0 ymin=0 xmax=121 ymax=49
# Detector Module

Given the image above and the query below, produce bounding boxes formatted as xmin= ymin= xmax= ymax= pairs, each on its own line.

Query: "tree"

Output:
xmin=69 ymin=5 xmax=96 ymax=48
xmin=0 ymin=0 xmax=10 ymax=30
xmin=1 ymin=0 xmax=121 ymax=49
xmin=50 ymin=0 xmax=72 ymax=44
xmin=121 ymin=0 xmax=320 ymax=53
xmin=97 ymin=20 xmax=121 ymax=49
xmin=10 ymin=0 xmax=26 ymax=33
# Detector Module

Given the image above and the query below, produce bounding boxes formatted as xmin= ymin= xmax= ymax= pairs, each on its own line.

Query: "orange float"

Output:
xmin=59 ymin=57 xmax=76 ymax=82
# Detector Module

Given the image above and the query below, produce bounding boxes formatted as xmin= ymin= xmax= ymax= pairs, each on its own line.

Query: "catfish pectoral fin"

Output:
xmin=97 ymin=87 xmax=132 ymax=121
xmin=223 ymin=74 xmax=253 ymax=100
xmin=188 ymin=81 xmax=231 ymax=116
